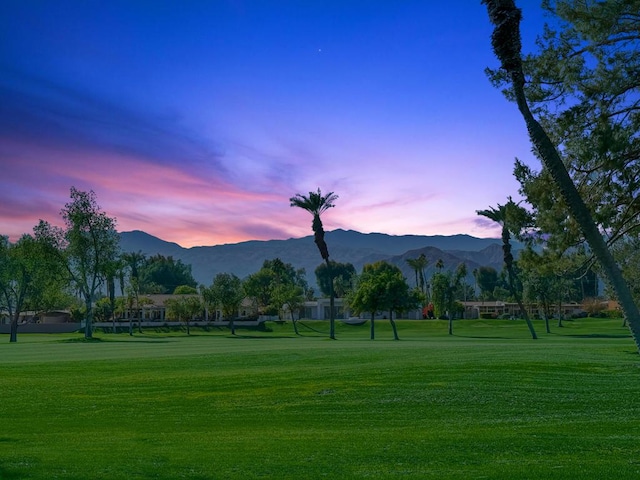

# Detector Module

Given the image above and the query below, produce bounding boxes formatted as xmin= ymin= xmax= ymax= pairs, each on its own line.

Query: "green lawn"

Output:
xmin=1 ymin=319 xmax=639 ymax=479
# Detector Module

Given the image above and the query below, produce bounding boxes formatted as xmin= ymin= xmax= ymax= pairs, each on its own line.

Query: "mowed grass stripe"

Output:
xmin=1 ymin=319 xmax=639 ymax=479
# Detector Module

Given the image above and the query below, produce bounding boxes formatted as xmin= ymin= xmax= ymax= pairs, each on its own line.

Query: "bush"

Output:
xmin=583 ymin=297 xmax=606 ymax=317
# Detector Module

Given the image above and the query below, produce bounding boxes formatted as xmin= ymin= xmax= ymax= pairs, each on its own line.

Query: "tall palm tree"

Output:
xmin=406 ymin=258 xmax=421 ymax=289
xmin=290 ymin=189 xmax=339 ymax=339
xmin=407 ymin=253 xmax=429 ymax=299
xmin=484 ymin=0 xmax=640 ymax=350
xmin=477 ymin=199 xmax=537 ymax=339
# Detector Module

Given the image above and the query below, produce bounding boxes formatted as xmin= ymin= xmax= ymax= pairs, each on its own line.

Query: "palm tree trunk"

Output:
xmin=326 ymin=258 xmax=336 ymax=340
xmin=512 ymin=82 xmax=640 ymax=348
xmin=485 ymin=0 xmax=640 ymax=350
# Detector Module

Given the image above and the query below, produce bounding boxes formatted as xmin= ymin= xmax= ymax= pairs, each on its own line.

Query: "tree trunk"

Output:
xmin=448 ymin=310 xmax=453 ymax=336
xmin=370 ymin=312 xmax=375 ymax=340
xmin=84 ymin=297 xmax=93 ymax=339
xmin=512 ymin=84 xmax=640 ymax=348
xmin=291 ymin=310 xmax=299 ymax=335
xmin=326 ymin=259 xmax=336 ymax=340
xmin=503 ymin=226 xmax=537 ymax=340
xmin=389 ymin=311 xmax=399 ymax=340
xmin=10 ymin=312 xmax=18 ymax=343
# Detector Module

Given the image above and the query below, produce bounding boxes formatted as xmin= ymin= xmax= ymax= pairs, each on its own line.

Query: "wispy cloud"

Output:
xmin=0 ymin=69 xmax=225 ymax=175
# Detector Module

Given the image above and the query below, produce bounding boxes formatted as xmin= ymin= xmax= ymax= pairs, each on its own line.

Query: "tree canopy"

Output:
xmin=34 ymin=187 xmax=120 ymax=339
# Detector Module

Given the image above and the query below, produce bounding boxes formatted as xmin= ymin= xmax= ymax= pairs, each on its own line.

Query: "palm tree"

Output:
xmin=477 ymin=199 xmax=537 ymax=339
xmin=406 ymin=258 xmax=421 ymax=289
xmin=290 ymin=189 xmax=339 ymax=339
xmin=484 ymin=0 xmax=640 ymax=350
xmin=122 ymin=251 xmax=146 ymax=333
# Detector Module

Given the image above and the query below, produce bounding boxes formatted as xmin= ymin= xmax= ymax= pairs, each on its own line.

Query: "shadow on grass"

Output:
xmin=559 ymin=333 xmax=631 ymax=339
xmin=452 ymin=335 xmax=515 ymax=340
xmin=230 ymin=334 xmax=298 ymax=340
xmin=0 ymin=466 xmax=21 ymax=480
xmin=58 ymin=337 xmax=105 ymax=343
xmin=58 ymin=337 xmax=173 ymax=344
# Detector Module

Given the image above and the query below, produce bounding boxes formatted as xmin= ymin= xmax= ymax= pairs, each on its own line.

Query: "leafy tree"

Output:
xmin=243 ymin=258 xmax=308 ymax=317
xmin=243 ymin=268 xmax=277 ymax=315
xmin=34 ymin=187 xmax=120 ymax=339
xmin=476 ymin=266 xmax=499 ymax=301
xmin=430 ymin=267 xmax=465 ymax=334
xmin=164 ymin=295 xmax=202 ymax=335
xmin=611 ymin=237 xmax=640 ymax=320
xmin=272 ymin=283 xmax=305 ymax=335
xmin=173 ymin=285 xmax=198 ymax=295
xmin=315 ymin=261 xmax=356 ymax=298
xmin=483 ymin=0 xmax=640 ymax=349
xmin=477 ymin=199 xmax=537 ymax=339
xmin=209 ymin=273 xmax=245 ymax=335
xmin=138 ymin=255 xmax=196 ymax=294
xmin=290 ymin=188 xmax=339 ymax=339
xmin=348 ymin=261 xmax=418 ymax=340
xmin=0 ymin=234 xmax=55 ymax=342
xmin=93 ymin=297 xmax=114 ymax=323
xmin=492 ymin=0 xmax=640 ymax=253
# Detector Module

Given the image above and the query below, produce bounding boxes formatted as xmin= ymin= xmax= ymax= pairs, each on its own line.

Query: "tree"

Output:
xmin=348 ymin=261 xmax=419 ymax=340
xmin=209 ymin=273 xmax=245 ymax=335
xmin=456 ymin=262 xmax=468 ymax=302
xmin=406 ymin=253 xmax=429 ymax=297
xmin=476 ymin=266 xmax=499 ymax=301
xmin=430 ymin=267 xmax=466 ymax=334
xmin=315 ymin=261 xmax=356 ymax=298
xmin=483 ymin=0 xmax=640 ymax=349
xmin=101 ymin=256 xmax=126 ymax=331
xmin=243 ymin=259 xmax=308 ymax=317
xmin=290 ymin=188 xmax=339 ymax=339
xmin=272 ymin=283 xmax=305 ymax=335
xmin=0 ymin=234 xmax=54 ymax=342
xmin=165 ymin=295 xmax=202 ymax=335
xmin=138 ymin=254 xmax=196 ymax=294
xmin=34 ymin=188 xmax=120 ymax=339
xmin=477 ymin=199 xmax=537 ymax=339
xmin=243 ymin=268 xmax=277 ymax=316
xmin=492 ymin=1 xmax=640 ymax=253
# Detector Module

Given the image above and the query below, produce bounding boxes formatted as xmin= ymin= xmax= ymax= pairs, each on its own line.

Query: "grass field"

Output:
xmin=1 ymin=318 xmax=640 ymax=479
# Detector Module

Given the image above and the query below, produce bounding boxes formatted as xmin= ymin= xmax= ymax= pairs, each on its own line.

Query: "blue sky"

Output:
xmin=0 ymin=1 xmax=549 ymax=247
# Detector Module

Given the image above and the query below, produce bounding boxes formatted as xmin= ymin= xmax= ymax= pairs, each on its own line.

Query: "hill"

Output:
xmin=119 ymin=229 xmax=508 ymax=287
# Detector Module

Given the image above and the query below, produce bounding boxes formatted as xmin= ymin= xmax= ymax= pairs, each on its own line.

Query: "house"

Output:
xmin=461 ymin=301 xmax=588 ymax=319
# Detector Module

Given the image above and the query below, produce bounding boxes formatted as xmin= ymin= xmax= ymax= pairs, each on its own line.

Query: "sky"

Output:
xmin=0 ymin=1 xmax=551 ymax=248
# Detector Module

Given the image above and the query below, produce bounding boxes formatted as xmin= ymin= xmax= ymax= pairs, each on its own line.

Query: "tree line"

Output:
xmin=0 ymin=184 xmax=616 ymax=345
xmin=4 ymin=0 xmax=640 ymax=349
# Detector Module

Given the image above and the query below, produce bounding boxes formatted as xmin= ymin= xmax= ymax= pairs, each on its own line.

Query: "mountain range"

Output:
xmin=119 ymin=229 xmax=510 ymax=289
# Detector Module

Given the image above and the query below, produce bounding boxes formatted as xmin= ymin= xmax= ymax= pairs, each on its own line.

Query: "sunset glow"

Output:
xmin=0 ymin=1 xmax=548 ymax=247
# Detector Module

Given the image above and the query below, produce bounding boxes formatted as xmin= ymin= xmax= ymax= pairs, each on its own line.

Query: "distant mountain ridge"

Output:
xmin=119 ymin=229 xmax=509 ymax=288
